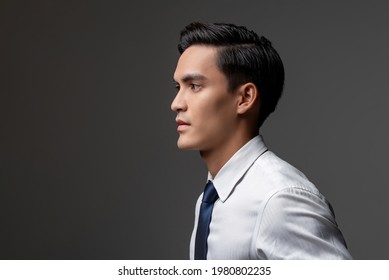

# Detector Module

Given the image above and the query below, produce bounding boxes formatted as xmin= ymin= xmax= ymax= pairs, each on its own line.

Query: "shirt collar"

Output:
xmin=207 ymin=135 xmax=268 ymax=202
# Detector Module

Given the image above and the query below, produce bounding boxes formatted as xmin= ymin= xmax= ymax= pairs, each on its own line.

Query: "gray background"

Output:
xmin=1 ymin=0 xmax=388 ymax=259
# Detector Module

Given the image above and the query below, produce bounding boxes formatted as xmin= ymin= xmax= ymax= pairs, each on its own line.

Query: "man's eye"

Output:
xmin=190 ymin=84 xmax=201 ymax=91
xmin=174 ymin=84 xmax=180 ymax=91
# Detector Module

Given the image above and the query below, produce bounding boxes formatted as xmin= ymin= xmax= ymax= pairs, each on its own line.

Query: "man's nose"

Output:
xmin=171 ymin=90 xmax=187 ymax=112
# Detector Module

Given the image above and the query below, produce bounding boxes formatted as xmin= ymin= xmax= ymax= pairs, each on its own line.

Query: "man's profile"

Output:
xmin=171 ymin=22 xmax=351 ymax=260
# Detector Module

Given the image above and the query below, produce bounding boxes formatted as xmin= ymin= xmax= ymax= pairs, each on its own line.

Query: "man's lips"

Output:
xmin=176 ymin=119 xmax=190 ymax=125
xmin=176 ymin=119 xmax=190 ymax=132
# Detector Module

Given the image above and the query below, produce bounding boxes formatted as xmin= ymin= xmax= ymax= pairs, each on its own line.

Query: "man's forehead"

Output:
xmin=174 ymin=45 xmax=219 ymax=81
xmin=180 ymin=44 xmax=218 ymax=56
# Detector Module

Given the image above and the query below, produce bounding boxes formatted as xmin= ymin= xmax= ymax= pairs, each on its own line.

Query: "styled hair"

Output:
xmin=178 ymin=22 xmax=285 ymax=128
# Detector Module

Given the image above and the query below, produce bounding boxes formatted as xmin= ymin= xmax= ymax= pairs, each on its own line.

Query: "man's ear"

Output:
xmin=236 ymin=83 xmax=259 ymax=115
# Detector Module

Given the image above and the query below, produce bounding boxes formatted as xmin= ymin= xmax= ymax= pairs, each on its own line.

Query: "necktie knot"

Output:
xmin=202 ymin=181 xmax=219 ymax=203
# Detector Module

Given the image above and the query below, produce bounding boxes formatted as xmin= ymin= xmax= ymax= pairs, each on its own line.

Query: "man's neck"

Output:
xmin=200 ymin=131 xmax=259 ymax=178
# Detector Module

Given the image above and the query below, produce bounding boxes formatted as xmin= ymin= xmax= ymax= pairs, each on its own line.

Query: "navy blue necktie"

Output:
xmin=195 ymin=181 xmax=219 ymax=260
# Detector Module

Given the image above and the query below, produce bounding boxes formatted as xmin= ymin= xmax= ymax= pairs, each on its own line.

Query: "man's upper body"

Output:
xmin=171 ymin=22 xmax=351 ymax=259
xmin=189 ymin=135 xmax=352 ymax=259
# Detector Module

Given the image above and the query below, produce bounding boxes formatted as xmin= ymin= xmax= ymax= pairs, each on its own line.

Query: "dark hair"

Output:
xmin=178 ymin=22 xmax=285 ymax=128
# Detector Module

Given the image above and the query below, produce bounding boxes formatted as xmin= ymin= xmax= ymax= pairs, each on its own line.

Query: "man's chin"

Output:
xmin=177 ymin=139 xmax=197 ymax=150
xmin=177 ymin=143 xmax=194 ymax=150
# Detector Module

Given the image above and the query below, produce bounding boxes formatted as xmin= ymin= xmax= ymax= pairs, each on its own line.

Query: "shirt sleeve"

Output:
xmin=255 ymin=187 xmax=352 ymax=259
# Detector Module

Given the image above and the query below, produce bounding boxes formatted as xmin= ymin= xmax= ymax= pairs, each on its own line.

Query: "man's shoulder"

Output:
xmin=246 ymin=150 xmax=319 ymax=196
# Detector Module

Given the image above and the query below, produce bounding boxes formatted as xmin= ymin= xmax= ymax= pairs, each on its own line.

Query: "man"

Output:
xmin=171 ymin=22 xmax=351 ymax=260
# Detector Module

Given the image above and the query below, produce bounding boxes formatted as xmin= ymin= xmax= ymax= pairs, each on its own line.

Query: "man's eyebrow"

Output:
xmin=173 ymin=73 xmax=208 ymax=83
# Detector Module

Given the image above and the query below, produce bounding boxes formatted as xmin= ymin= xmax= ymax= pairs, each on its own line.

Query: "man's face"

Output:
xmin=171 ymin=45 xmax=238 ymax=152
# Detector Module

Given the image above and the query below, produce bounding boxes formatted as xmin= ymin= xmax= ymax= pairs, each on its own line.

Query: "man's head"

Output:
xmin=171 ymin=22 xmax=284 ymax=152
xmin=177 ymin=22 xmax=284 ymax=128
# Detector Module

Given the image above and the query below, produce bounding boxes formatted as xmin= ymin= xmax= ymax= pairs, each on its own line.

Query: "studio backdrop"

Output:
xmin=1 ymin=0 xmax=388 ymax=259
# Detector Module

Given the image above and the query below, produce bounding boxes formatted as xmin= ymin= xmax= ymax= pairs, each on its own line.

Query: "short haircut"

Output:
xmin=178 ymin=22 xmax=285 ymax=128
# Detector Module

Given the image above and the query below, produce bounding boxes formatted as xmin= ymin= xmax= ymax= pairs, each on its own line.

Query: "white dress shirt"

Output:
xmin=189 ymin=135 xmax=352 ymax=260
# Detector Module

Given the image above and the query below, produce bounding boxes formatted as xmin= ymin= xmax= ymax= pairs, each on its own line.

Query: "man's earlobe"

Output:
xmin=237 ymin=83 xmax=258 ymax=115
